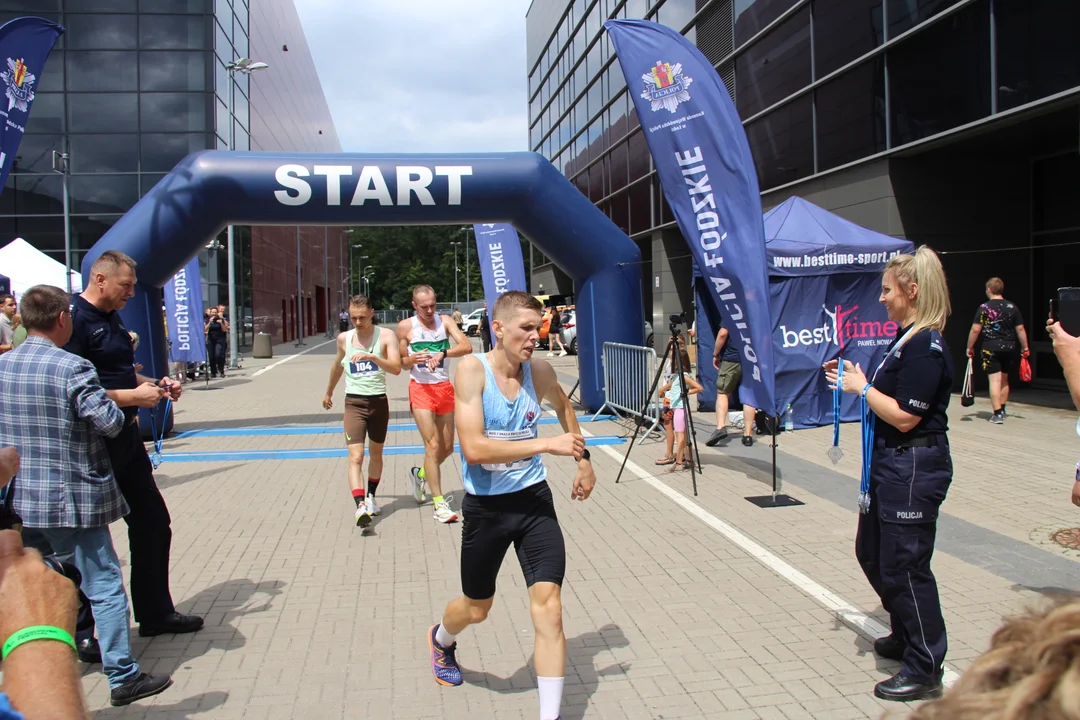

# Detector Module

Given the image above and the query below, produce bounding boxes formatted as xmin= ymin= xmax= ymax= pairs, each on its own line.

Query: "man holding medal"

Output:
xmin=825 ymin=247 xmax=955 ymax=702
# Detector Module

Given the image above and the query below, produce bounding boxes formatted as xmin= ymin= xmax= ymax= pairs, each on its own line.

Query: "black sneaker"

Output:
xmin=110 ymin=672 xmax=173 ymax=706
xmin=705 ymin=428 xmax=728 ymax=446
xmin=742 ymin=435 xmax=754 ymax=447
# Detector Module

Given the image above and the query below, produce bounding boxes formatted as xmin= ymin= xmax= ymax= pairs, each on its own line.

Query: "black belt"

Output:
xmin=876 ymin=434 xmax=946 ymax=449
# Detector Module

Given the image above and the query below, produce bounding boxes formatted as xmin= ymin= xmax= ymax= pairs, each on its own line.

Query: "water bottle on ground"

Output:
xmin=784 ymin=404 xmax=794 ymax=433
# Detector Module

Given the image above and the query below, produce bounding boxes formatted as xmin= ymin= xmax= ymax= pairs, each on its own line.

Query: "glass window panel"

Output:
xmin=66 ymin=0 xmax=135 ymax=10
xmin=71 ymin=215 xmax=121 ymax=254
xmin=140 ymin=0 xmax=208 ymax=11
xmin=215 ymin=96 xmax=229 ymax=137
xmin=813 ymin=0 xmax=884 ymax=78
xmin=628 ymin=131 xmax=648 ymax=181
xmin=734 ymin=6 xmax=810 ymax=118
xmin=608 ymin=191 xmax=629 ymax=233
xmin=69 ymin=175 xmax=138 ymax=214
xmin=1033 ymin=153 xmax=1080 ymax=234
xmin=25 ymin=92 xmax=64 ymax=134
xmin=233 ymin=26 xmax=248 ymax=57
xmin=65 ymin=14 xmax=137 ymax=49
xmin=0 ymin=218 xmax=65 ymax=266
xmin=629 ymin=180 xmax=651 ymax=235
xmin=734 ymin=0 xmax=800 ymax=47
xmin=141 ymin=93 xmax=207 ymax=132
xmin=140 ymin=15 xmax=206 ymax=49
xmin=140 ymin=173 xmax=168 ymax=197
xmin=215 ymin=0 xmax=232 ymax=24
xmin=744 ymin=93 xmax=813 ymax=190
xmin=233 ymin=81 xmax=249 ymax=128
xmin=68 ymin=94 xmax=138 ymax=132
xmin=140 ymin=133 xmax=206 ymax=172
xmin=886 ymin=0 xmax=959 ymax=40
xmin=236 ymin=6 xmax=248 ymax=34
xmin=888 ymin=1 xmax=990 ymax=147
xmin=67 ymin=51 xmax=138 ymax=92
xmin=996 ymin=0 xmax=1080 ymax=112
xmin=0 ymin=174 xmax=63 ymax=215
xmin=215 ymin=18 xmax=232 ymax=57
xmin=7 ymin=135 xmax=63 ymax=174
xmin=815 ymin=59 xmax=885 ymax=171
xmin=627 ymin=0 xmax=646 ymax=19
xmin=37 ymin=52 xmax=63 ymax=93
xmin=657 ymin=0 xmax=695 ymax=31
xmin=586 ymin=3 xmax=601 ymax=40
xmin=69 ymin=134 xmax=139 ymax=173
xmin=215 ymin=55 xmax=229 ymax=95
xmin=140 ymin=51 xmax=206 ymax=91
xmin=3 ymin=0 xmax=58 ymax=10
xmin=233 ymin=124 xmax=249 ymax=151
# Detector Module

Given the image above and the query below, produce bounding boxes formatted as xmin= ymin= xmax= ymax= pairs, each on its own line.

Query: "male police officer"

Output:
xmin=66 ymin=251 xmax=204 ymax=637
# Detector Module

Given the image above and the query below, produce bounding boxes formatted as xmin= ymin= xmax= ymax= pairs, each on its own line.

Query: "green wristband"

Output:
xmin=2 ymin=625 xmax=76 ymax=660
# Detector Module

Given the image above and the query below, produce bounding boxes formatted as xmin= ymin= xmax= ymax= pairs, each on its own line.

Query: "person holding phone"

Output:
xmin=1047 ymin=300 xmax=1080 ymax=507
xmin=824 ymin=247 xmax=954 ymax=702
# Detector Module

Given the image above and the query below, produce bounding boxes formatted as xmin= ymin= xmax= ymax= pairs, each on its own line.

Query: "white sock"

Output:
xmin=434 ymin=623 xmax=456 ymax=648
xmin=537 ymin=676 xmax=564 ymax=720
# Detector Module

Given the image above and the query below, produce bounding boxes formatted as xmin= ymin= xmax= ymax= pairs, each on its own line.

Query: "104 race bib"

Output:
xmin=349 ymin=360 xmax=379 ymax=376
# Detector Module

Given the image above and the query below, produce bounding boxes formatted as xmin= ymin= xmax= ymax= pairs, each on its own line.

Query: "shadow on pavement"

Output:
xmin=460 ymin=623 xmax=629 ymax=720
xmin=92 ymin=690 xmax=229 ymax=719
xmin=135 ymin=579 xmax=287 ymax=678
xmin=156 ymin=464 xmax=242 ymax=490
xmin=1013 ymin=583 xmax=1080 ymax=598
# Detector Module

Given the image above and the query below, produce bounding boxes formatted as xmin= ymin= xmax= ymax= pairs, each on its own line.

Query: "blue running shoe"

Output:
xmin=428 ymin=624 xmax=463 ymax=687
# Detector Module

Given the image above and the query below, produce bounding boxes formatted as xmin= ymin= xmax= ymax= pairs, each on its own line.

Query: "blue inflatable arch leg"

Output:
xmin=82 ymin=151 xmax=644 ymax=428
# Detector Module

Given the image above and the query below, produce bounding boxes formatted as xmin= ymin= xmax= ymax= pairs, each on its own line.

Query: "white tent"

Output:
xmin=0 ymin=238 xmax=82 ymax=296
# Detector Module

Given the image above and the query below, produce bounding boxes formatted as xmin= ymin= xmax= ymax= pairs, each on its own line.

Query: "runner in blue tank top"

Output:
xmin=426 ymin=291 xmax=595 ymax=720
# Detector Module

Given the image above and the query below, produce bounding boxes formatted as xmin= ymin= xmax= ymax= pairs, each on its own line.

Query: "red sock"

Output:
xmin=351 ymin=488 xmax=365 ymax=507
xmin=367 ymin=477 xmax=380 ymax=497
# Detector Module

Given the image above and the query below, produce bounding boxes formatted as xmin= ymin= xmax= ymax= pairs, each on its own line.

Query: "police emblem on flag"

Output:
xmin=640 ymin=60 xmax=693 ymax=113
xmin=2 ymin=57 xmax=36 ymax=113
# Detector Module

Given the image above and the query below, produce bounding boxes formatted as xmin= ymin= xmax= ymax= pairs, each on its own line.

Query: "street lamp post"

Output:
xmin=450 ymin=240 xmax=461 ymax=305
xmin=224 ymin=57 xmax=269 ymax=368
xmin=355 ymin=255 xmax=368 ymax=295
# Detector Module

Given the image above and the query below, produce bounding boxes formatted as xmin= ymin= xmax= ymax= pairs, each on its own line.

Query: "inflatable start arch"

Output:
xmin=82 ymin=151 xmax=643 ymax=416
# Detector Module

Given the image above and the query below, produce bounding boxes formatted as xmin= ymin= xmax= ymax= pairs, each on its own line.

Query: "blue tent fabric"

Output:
xmin=696 ymin=197 xmax=914 ymax=427
xmin=765 ymin=197 xmax=913 ymax=278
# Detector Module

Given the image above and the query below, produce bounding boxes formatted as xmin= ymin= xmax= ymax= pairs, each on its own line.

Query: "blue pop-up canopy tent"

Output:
xmin=697 ymin=197 xmax=913 ymax=427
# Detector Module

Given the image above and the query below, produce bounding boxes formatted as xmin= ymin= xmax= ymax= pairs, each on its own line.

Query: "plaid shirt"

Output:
xmin=0 ymin=336 xmax=128 ymax=528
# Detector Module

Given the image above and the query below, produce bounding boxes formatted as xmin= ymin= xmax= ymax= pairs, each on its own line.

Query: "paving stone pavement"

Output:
xmin=81 ymin=336 xmax=1080 ymax=719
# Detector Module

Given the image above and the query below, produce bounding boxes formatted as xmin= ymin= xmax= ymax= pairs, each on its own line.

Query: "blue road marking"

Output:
xmin=158 ymin=436 xmax=626 ymax=463
xmin=174 ymin=414 xmax=618 ymax=438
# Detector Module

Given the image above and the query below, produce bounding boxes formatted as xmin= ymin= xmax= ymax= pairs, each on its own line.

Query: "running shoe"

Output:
xmin=989 ymin=411 xmax=1004 ymax=425
xmin=410 ymin=467 xmax=428 ymax=504
xmin=354 ymin=503 xmax=372 ymax=529
xmin=427 ymin=624 xmax=463 ymax=686
xmin=366 ymin=496 xmax=381 ymax=516
xmin=433 ymin=500 xmax=459 ymax=524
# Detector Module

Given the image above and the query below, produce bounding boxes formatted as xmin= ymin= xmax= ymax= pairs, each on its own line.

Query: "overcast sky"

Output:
xmin=296 ymin=0 xmax=531 ymax=154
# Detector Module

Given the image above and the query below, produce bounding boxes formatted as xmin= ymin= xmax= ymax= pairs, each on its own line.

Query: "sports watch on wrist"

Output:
xmin=581 ymin=448 xmax=591 ymax=461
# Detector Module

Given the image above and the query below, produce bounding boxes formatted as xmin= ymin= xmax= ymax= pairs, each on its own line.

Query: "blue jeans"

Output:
xmin=35 ymin=527 xmax=140 ymax=688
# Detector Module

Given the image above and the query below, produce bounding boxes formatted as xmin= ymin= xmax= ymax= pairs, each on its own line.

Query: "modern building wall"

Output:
xmin=526 ymin=0 xmax=1080 ymax=386
xmin=1 ymin=0 xmax=343 ymax=346
xmin=247 ymin=0 xmax=344 ymax=343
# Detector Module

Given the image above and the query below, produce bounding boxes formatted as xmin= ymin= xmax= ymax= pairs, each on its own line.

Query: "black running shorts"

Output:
xmin=980 ymin=348 xmax=1015 ymax=375
xmin=460 ymin=482 xmax=566 ymax=600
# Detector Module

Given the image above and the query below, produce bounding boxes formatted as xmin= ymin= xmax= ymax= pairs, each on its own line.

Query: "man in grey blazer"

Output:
xmin=0 ymin=285 xmax=172 ymax=708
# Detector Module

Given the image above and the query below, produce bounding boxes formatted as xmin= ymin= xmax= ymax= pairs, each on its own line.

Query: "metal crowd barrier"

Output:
xmin=592 ymin=342 xmax=662 ymax=437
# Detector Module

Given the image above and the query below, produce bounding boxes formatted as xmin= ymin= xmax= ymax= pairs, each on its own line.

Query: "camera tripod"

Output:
xmin=615 ymin=316 xmax=703 ymax=496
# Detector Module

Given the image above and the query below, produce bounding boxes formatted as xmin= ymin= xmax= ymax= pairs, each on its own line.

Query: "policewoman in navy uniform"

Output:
xmin=824 ymin=247 xmax=954 ymax=702
xmin=66 ymin=250 xmax=204 ymax=637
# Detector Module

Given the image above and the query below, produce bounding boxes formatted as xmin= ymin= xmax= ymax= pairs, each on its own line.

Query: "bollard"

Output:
xmin=252 ymin=332 xmax=273 ymax=359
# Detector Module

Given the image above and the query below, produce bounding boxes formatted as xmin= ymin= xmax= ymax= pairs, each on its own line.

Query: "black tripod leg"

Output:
xmin=614 ymin=335 xmax=678 ymax=485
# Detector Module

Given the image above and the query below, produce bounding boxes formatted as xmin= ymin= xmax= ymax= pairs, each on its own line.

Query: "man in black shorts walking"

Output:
xmin=426 ymin=291 xmax=595 ymax=720
xmin=966 ymin=277 xmax=1029 ymax=424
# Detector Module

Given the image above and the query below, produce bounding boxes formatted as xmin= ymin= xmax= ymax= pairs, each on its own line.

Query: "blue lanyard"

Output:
xmin=149 ymin=398 xmax=172 ymax=469
xmin=860 ymin=390 xmax=875 ymax=496
xmin=832 ymin=361 xmax=843 ymax=448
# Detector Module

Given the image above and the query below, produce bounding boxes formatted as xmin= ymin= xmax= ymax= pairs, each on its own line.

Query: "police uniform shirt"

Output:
xmin=65 ymin=295 xmax=139 ymax=422
xmin=871 ymin=325 xmax=953 ymax=445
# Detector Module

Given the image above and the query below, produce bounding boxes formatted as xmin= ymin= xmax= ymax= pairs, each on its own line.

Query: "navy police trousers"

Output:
xmin=856 ymin=440 xmax=952 ymax=682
